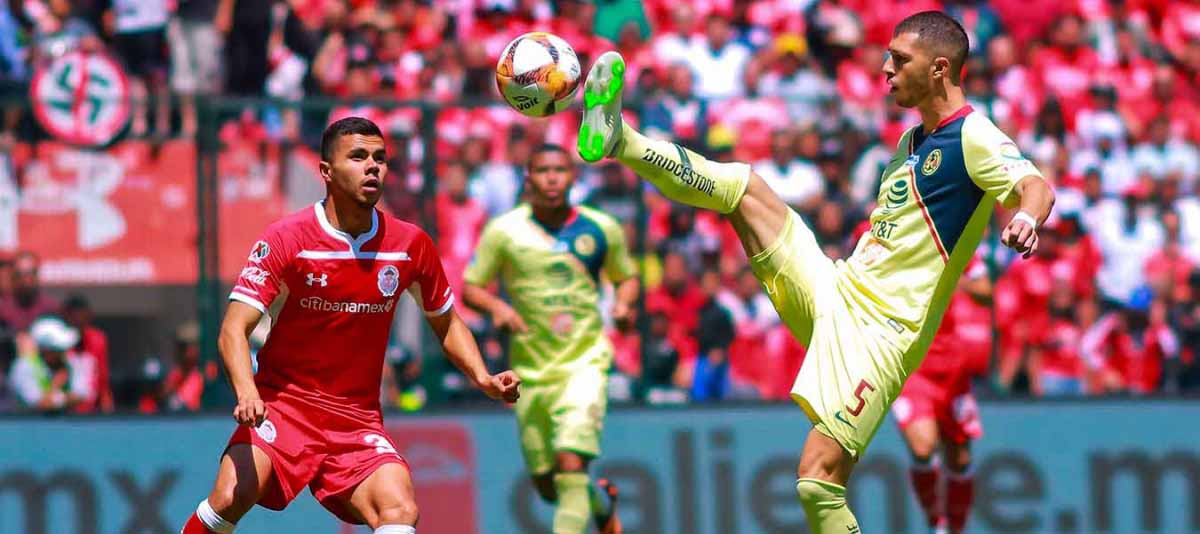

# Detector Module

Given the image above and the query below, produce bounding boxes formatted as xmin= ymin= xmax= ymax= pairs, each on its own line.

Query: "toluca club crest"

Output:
xmin=377 ymin=265 xmax=400 ymax=297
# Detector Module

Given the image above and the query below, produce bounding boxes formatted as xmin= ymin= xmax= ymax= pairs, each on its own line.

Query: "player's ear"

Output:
xmin=931 ymin=56 xmax=950 ymax=82
xmin=318 ymin=160 xmax=333 ymax=184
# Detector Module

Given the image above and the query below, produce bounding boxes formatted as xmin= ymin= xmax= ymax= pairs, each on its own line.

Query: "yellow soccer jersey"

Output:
xmin=464 ymin=204 xmax=636 ymax=383
xmin=839 ymin=107 xmax=1042 ymax=365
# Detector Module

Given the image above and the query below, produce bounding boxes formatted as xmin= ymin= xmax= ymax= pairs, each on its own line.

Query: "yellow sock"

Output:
xmin=552 ymin=472 xmax=591 ymax=534
xmin=795 ymin=478 xmax=861 ymax=534
xmin=615 ymin=123 xmax=750 ymax=214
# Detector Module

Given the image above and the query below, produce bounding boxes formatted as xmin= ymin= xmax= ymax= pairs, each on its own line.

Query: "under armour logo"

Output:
xmin=306 ymin=273 xmax=328 ymax=287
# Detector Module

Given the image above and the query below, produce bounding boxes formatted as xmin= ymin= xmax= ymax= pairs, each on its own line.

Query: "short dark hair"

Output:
xmin=894 ymin=11 xmax=969 ymax=84
xmin=320 ymin=117 xmax=384 ymax=161
xmin=527 ymin=143 xmax=571 ymax=170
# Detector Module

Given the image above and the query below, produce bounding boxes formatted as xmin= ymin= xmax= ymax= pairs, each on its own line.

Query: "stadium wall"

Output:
xmin=2 ymin=401 xmax=1198 ymax=534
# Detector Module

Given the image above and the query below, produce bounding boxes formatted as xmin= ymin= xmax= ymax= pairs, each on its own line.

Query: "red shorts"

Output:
xmin=226 ymin=391 xmax=408 ymax=524
xmin=891 ymin=371 xmax=982 ymax=445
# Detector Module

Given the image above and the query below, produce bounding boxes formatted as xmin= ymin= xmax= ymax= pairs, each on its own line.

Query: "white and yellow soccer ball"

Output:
xmin=495 ymin=32 xmax=581 ymax=117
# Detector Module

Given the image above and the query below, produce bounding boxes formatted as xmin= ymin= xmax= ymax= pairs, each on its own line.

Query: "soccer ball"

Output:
xmin=496 ymin=32 xmax=581 ymax=117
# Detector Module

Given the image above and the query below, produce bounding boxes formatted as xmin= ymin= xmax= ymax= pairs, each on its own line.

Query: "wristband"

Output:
xmin=1011 ymin=211 xmax=1038 ymax=230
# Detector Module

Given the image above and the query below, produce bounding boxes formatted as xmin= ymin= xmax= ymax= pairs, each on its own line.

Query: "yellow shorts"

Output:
xmin=750 ymin=211 xmax=917 ymax=459
xmin=514 ymin=365 xmax=608 ymax=475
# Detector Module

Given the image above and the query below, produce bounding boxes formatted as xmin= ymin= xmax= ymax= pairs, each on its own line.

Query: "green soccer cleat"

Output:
xmin=577 ymin=51 xmax=627 ymax=163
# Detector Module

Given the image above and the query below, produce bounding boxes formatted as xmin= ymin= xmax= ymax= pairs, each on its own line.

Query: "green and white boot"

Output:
xmin=577 ymin=51 xmax=627 ymax=163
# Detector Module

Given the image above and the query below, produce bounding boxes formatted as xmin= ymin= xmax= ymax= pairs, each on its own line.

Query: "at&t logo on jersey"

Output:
xmin=248 ymin=241 xmax=270 ymax=262
xmin=378 ymin=265 xmax=400 ymax=297
xmin=885 ymin=179 xmax=909 ymax=210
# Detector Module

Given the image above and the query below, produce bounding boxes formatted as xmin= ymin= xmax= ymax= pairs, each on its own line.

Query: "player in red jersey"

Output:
xmin=180 ymin=117 xmax=521 ymax=534
xmin=891 ymin=257 xmax=991 ymax=534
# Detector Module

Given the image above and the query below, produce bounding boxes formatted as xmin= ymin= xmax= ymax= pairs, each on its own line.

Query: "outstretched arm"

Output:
xmin=1001 ymin=175 xmax=1055 ymax=259
xmin=219 ymin=301 xmax=267 ymax=426
xmin=463 ymin=283 xmax=529 ymax=333
xmin=425 ymin=308 xmax=520 ymax=403
xmin=611 ymin=276 xmax=640 ymax=328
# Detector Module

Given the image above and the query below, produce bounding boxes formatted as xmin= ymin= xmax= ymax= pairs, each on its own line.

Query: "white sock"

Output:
xmin=374 ymin=526 xmax=415 ymax=534
xmin=197 ymin=499 xmax=236 ymax=534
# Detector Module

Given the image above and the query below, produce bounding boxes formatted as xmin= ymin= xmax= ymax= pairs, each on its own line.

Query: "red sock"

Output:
xmin=909 ymin=463 xmax=942 ymax=527
xmin=182 ymin=512 xmax=215 ymax=534
xmin=946 ymin=470 xmax=974 ymax=534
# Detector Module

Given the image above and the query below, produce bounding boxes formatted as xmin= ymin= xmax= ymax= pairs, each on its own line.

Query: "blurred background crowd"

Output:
xmin=1 ymin=0 xmax=1199 ymax=414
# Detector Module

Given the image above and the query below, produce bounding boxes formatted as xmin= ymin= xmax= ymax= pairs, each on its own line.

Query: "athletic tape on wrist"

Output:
xmin=1011 ymin=211 xmax=1038 ymax=231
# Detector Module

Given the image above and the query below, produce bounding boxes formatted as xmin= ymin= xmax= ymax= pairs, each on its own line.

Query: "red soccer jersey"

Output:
xmin=230 ymin=202 xmax=454 ymax=419
xmin=916 ymin=257 xmax=991 ymax=380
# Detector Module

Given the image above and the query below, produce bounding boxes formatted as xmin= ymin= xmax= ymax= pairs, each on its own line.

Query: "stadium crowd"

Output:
xmin=1 ymin=0 xmax=1200 ymax=411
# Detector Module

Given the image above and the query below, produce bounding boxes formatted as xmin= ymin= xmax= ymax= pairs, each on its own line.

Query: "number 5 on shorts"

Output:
xmin=364 ymin=434 xmax=398 ymax=456
xmin=845 ymin=379 xmax=876 ymax=416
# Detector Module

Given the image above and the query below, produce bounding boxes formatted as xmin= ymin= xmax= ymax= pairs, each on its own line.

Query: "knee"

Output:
xmin=907 ymin=435 xmax=939 ymax=462
xmin=374 ymin=500 xmax=420 ymax=528
xmin=207 ymin=480 xmax=259 ymax=517
xmin=795 ymin=478 xmax=846 ymax=509
xmin=944 ymin=445 xmax=972 ymax=473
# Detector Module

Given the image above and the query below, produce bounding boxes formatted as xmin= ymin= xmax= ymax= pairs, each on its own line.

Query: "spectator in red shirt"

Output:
xmin=1029 ymin=283 xmax=1088 ymax=395
xmin=640 ymin=63 xmax=709 ymax=148
xmin=996 ymin=228 xmax=1060 ymax=390
xmin=436 ymin=161 xmax=488 ymax=324
xmin=1082 ymin=288 xmax=1179 ymax=394
xmin=62 ymin=294 xmax=113 ymax=413
xmin=1160 ymin=0 xmax=1200 ymax=63
xmin=0 ymin=252 xmax=60 ymax=332
xmin=1031 ymin=13 xmax=1101 ymax=128
xmin=1144 ymin=210 xmax=1195 ymax=304
xmin=718 ymin=266 xmax=780 ymax=397
xmin=645 ymin=251 xmax=707 ymax=361
xmin=160 ymin=322 xmax=216 ymax=412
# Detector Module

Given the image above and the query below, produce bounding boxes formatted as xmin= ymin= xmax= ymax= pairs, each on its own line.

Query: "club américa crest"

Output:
xmin=378 ymin=265 xmax=400 ymax=297
xmin=922 ymin=148 xmax=943 ymax=176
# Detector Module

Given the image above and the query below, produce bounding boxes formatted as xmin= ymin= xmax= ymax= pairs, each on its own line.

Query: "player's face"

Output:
xmin=321 ymin=134 xmax=388 ymax=208
xmin=884 ymin=32 xmax=941 ymax=108
xmin=526 ymin=150 xmax=575 ymax=210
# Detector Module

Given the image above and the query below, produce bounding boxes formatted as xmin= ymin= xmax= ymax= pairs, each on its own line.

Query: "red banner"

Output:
xmin=2 ymin=139 xmax=288 ymax=285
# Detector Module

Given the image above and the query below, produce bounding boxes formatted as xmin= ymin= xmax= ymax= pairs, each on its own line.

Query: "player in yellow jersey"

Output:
xmin=463 ymin=144 xmax=638 ymax=534
xmin=576 ymin=11 xmax=1055 ymax=533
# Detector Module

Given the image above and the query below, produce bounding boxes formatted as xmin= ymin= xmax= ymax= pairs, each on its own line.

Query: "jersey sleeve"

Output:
xmin=463 ymin=219 xmax=505 ymax=287
xmin=600 ymin=216 xmax=637 ymax=283
xmin=408 ymin=230 xmax=455 ymax=316
xmin=230 ymin=226 xmax=291 ymax=314
xmin=962 ymin=114 xmax=1043 ymax=209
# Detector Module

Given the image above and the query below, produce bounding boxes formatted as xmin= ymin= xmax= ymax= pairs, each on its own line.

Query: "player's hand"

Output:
xmin=1001 ymin=215 xmax=1038 ymax=259
xmin=479 ymin=371 xmax=521 ymax=403
xmin=233 ymin=396 xmax=268 ymax=427
xmin=492 ymin=305 xmax=529 ymax=334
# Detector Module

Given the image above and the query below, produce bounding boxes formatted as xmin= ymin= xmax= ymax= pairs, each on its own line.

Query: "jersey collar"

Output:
xmin=933 ymin=105 xmax=974 ymax=131
xmin=528 ymin=204 xmax=579 ymax=233
xmin=314 ymin=201 xmax=379 ymax=251
xmin=913 ymin=105 xmax=974 ymax=148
